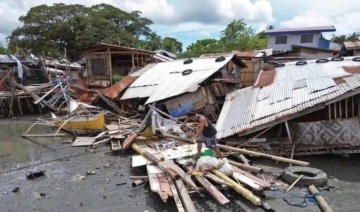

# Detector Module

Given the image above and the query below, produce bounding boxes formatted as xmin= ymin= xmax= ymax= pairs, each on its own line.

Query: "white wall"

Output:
xmin=267 ymin=34 xmax=321 ymax=52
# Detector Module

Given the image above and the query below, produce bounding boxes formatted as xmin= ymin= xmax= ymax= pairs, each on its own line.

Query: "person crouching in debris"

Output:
xmin=187 ymin=112 xmax=223 ymax=158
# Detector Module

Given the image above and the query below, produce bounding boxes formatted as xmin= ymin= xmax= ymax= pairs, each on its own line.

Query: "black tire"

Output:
xmin=215 ymin=56 xmax=226 ymax=62
xmin=282 ymin=166 xmax=327 ymax=187
xmin=182 ymin=69 xmax=193 ymax=76
xmin=331 ymin=57 xmax=344 ymax=61
xmin=183 ymin=58 xmax=193 ymax=64
xmin=295 ymin=61 xmax=307 ymax=66
xmin=316 ymin=58 xmax=329 ymax=63
xmin=352 ymin=57 xmax=360 ymax=62
xmin=275 ymin=63 xmax=285 ymax=67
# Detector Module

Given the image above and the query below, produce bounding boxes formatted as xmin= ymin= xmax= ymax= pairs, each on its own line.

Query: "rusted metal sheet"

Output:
xmin=254 ymin=70 xmax=276 ymax=87
xmin=101 ymin=75 xmax=138 ymax=99
xmin=344 ymin=41 xmax=360 ymax=50
xmin=343 ymin=66 xmax=360 ymax=74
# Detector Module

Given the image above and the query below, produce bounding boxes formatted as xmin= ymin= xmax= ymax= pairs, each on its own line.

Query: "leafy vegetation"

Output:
xmin=332 ymin=32 xmax=360 ymax=43
xmin=7 ymin=3 xmax=267 ymax=59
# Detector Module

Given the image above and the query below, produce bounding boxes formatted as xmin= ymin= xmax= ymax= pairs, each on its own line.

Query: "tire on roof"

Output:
xmin=282 ymin=166 xmax=327 ymax=187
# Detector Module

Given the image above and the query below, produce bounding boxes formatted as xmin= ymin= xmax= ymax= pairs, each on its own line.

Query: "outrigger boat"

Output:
xmin=23 ymin=100 xmax=105 ymax=137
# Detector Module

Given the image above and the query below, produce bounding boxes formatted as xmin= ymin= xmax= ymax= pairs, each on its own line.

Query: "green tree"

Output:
xmin=144 ymin=31 xmax=162 ymax=51
xmin=162 ymin=37 xmax=182 ymax=54
xmin=332 ymin=32 xmax=360 ymax=43
xmin=179 ymin=39 xmax=220 ymax=58
xmin=7 ymin=3 xmax=153 ymax=59
xmin=0 ymin=43 xmax=7 ymax=54
xmin=218 ymin=19 xmax=267 ymax=51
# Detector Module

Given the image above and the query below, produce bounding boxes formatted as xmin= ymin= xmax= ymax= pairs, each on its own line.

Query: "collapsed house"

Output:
xmin=119 ymin=54 xmax=247 ymax=119
xmin=216 ymin=56 xmax=360 ymax=156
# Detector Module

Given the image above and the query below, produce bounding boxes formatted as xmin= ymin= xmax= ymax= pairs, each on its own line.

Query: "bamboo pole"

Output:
xmin=217 ymin=144 xmax=309 ymax=166
xmin=212 ymin=169 xmax=262 ymax=206
xmin=308 ymin=185 xmax=334 ymax=212
xmin=228 ymin=160 xmax=263 ymax=174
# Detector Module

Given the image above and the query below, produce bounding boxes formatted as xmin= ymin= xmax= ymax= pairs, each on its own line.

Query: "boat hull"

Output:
xmin=56 ymin=112 xmax=105 ymax=130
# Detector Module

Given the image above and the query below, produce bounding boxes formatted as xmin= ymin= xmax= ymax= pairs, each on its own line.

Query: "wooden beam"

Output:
xmin=174 ymin=179 xmax=197 ymax=212
xmin=195 ymin=176 xmax=230 ymax=205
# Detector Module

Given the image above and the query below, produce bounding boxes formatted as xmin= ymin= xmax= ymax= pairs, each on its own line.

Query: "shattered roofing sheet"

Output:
xmin=101 ymin=76 xmax=138 ymax=99
xmin=216 ymin=57 xmax=360 ymax=139
xmin=121 ymin=54 xmax=235 ymax=104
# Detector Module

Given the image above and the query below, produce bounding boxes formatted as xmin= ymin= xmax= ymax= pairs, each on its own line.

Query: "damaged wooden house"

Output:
xmin=119 ymin=54 xmax=247 ymax=120
xmin=216 ymin=56 xmax=360 ymax=156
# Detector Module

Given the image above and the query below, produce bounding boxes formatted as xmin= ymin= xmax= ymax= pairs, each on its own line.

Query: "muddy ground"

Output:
xmin=1 ymin=117 xmax=359 ymax=212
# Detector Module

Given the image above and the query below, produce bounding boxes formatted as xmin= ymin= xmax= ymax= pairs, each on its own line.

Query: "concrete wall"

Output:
xmin=267 ymin=33 xmax=321 ymax=52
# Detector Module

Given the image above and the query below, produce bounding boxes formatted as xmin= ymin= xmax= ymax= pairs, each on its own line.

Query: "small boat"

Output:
xmin=55 ymin=111 xmax=105 ymax=130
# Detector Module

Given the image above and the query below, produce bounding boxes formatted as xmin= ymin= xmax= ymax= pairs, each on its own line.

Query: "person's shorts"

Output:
xmin=198 ymin=135 xmax=217 ymax=149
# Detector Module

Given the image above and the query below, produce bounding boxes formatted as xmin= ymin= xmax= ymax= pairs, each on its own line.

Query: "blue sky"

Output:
xmin=0 ymin=0 xmax=360 ymax=50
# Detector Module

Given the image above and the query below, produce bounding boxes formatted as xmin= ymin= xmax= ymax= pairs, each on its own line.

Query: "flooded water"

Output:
xmin=0 ymin=118 xmax=69 ymax=168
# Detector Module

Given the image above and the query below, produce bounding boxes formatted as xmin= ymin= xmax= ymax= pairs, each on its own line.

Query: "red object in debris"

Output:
xmin=122 ymin=133 xmax=138 ymax=149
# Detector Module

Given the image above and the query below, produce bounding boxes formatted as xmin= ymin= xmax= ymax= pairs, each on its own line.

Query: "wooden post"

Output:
xmin=339 ymin=101 xmax=342 ymax=119
xmin=352 ymin=96 xmax=354 ymax=117
xmin=345 ymin=98 xmax=348 ymax=119
xmin=239 ymin=126 xmax=272 ymax=148
xmin=328 ymin=104 xmax=331 ymax=120
xmin=308 ymin=185 xmax=334 ymax=212
xmin=285 ymin=121 xmax=296 ymax=165
xmin=217 ymin=144 xmax=309 ymax=166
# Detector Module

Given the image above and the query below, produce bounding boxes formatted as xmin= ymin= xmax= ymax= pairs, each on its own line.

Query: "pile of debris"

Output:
xmin=23 ymin=102 xmax=333 ymax=211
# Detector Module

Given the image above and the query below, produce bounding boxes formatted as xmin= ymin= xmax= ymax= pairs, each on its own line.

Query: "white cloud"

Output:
xmin=274 ymin=0 xmax=360 ymax=37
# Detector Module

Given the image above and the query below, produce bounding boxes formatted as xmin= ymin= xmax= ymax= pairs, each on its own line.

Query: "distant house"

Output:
xmin=341 ymin=41 xmax=360 ymax=56
xmin=83 ymin=43 xmax=155 ymax=88
xmin=265 ymin=26 xmax=338 ymax=53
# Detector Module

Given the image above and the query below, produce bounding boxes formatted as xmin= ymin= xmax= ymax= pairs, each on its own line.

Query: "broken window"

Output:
xmin=300 ymin=34 xmax=313 ymax=43
xmin=275 ymin=36 xmax=287 ymax=44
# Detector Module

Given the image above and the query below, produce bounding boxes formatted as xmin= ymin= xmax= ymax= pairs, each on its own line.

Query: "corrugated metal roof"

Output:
xmin=216 ymin=56 xmax=360 ymax=139
xmin=265 ymin=25 xmax=336 ymax=35
xmin=121 ymin=54 xmax=236 ymax=103
xmin=344 ymin=41 xmax=360 ymax=50
xmin=254 ymin=70 xmax=276 ymax=87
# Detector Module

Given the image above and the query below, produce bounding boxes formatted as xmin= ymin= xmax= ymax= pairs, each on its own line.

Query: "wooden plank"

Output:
xmin=167 ymin=176 xmax=185 ymax=212
xmin=132 ymin=155 xmax=151 ymax=167
xmin=158 ymin=160 xmax=198 ymax=191
xmin=195 ymin=176 xmax=230 ymax=205
xmin=232 ymin=172 xmax=263 ymax=191
xmin=204 ymin=173 xmax=232 ymax=187
xmin=146 ymin=164 xmax=173 ymax=202
xmin=232 ymin=166 xmax=270 ymax=188
xmin=174 ymin=179 xmax=197 ymax=212
xmin=72 ymin=137 xmax=96 ymax=146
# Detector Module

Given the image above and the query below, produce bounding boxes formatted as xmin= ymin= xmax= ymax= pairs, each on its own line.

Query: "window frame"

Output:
xmin=300 ymin=34 xmax=314 ymax=43
xmin=275 ymin=35 xmax=288 ymax=44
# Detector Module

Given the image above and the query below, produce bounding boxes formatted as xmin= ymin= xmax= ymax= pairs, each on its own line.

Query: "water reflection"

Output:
xmin=0 ymin=120 xmax=68 ymax=166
